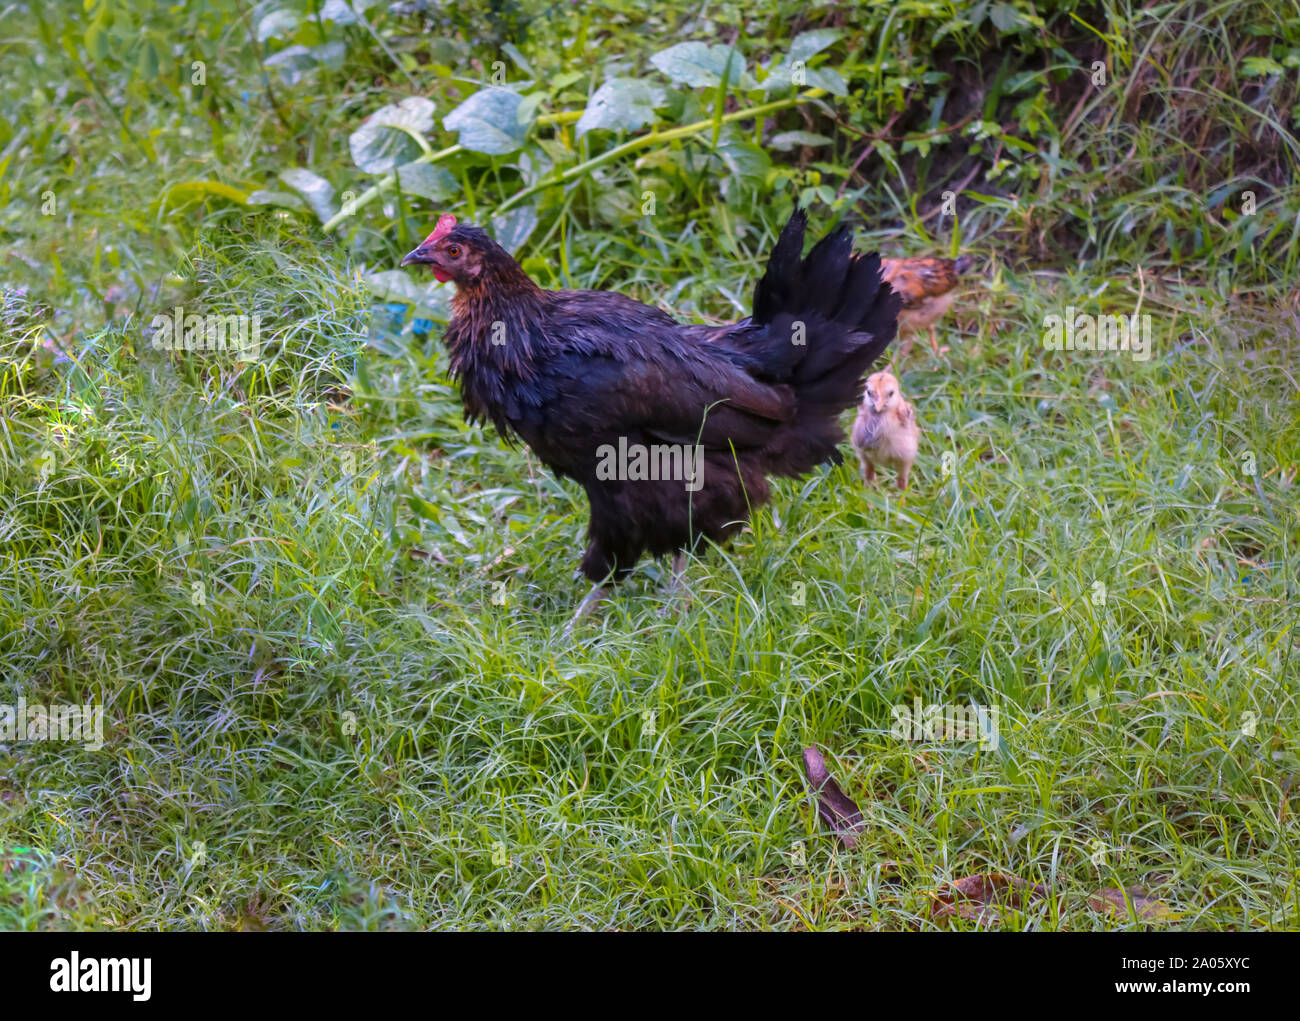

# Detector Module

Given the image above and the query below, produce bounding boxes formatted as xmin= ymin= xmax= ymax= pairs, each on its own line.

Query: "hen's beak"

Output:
xmin=401 ymin=245 xmax=434 ymax=268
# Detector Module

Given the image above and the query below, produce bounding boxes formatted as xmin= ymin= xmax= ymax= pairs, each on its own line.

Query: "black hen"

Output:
xmin=401 ymin=210 xmax=899 ymax=621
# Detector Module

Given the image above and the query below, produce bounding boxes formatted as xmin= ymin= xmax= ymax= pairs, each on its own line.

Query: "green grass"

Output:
xmin=1 ymin=0 xmax=1297 ymax=930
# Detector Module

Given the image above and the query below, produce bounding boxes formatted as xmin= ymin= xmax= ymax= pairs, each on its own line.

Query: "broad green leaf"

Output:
xmin=366 ymin=270 xmax=432 ymax=304
xmin=396 ymin=162 xmax=458 ymax=202
xmin=513 ymin=147 xmax=554 ymax=187
xmin=257 ymin=9 xmax=299 ymax=41
xmin=552 ymin=70 xmax=586 ymax=90
xmin=263 ymin=45 xmax=317 ymax=73
xmin=990 ymin=3 xmax=1023 ymax=31
xmin=262 ymin=41 xmax=343 ymax=75
xmin=516 ymin=91 xmax=546 ymax=126
xmin=761 ymin=63 xmax=796 ymax=94
xmin=321 ymin=0 xmax=359 ymax=25
xmin=279 ymin=168 xmax=337 ymax=222
xmin=768 ymin=130 xmax=832 ymax=151
xmin=903 ymin=136 xmax=933 ymax=158
xmin=1242 ymin=56 xmax=1285 ymax=76
xmin=443 ymin=88 xmax=528 ymax=155
xmin=490 ymin=205 xmax=539 ymax=255
xmin=764 ymin=61 xmax=845 ymax=95
xmin=805 ymin=67 xmax=848 ymax=96
xmin=502 ymin=41 xmax=535 ymax=77
xmin=1005 ymin=70 xmax=1045 ymax=93
xmin=246 ymin=189 xmax=306 ymax=210
xmin=310 ymin=41 xmax=346 ymax=69
xmin=651 ymin=42 xmax=751 ymax=89
xmin=350 ymin=97 xmax=437 ymax=174
xmin=716 ymin=138 xmax=770 ymax=183
xmin=160 ymin=180 xmax=249 ymax=208
xmin=575 ymin=78 xmax=663 ymax=137
xmin=789 ymin=28 xmax=843 ymax=64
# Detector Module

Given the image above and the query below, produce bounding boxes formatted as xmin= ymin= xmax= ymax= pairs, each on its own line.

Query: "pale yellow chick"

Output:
xmin=851 ymin=371 xmax=919 ymax=490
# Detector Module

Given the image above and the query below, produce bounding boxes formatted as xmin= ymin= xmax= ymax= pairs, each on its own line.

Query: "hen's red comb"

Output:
xmin=423 ymin=214 xmax=457 ymax=246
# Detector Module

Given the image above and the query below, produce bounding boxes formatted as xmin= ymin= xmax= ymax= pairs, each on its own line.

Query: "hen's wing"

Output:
xmin=506 ymin=291 xmax=795 ymax=464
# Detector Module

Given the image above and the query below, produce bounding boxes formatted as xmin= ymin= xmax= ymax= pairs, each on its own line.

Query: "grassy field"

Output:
xmin=1 ymin=0 xmax=1297 ymax=930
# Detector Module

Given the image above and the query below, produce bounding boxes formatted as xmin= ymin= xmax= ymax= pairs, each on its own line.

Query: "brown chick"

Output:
xmin=851 ymin=371 xmax=919 ymax=490
xmin=879 ymin=255 xmax=974 ymax=356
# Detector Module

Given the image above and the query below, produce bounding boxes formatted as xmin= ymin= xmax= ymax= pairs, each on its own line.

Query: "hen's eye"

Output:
xmin=446 ymin=245 xmax=462 ymax=258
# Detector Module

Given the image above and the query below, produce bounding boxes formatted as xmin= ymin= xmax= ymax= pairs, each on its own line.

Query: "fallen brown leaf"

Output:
xmin=801 ymin=747 xmax=866 ymax=848
xmin=1089 ymin=886 xmax=1174 ymax=921
xmin=932 ymin=873 xmax=1050 ymax=926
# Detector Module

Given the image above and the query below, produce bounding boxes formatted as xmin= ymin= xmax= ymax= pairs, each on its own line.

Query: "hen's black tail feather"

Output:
xmin=745 ymin=209 xmax=900 ymax=476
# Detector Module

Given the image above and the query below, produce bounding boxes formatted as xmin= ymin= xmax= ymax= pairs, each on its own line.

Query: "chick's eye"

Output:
xmin=887 ymin=390 xmax=895 ymax=397
xmin=446 ymin=245 xmax=462 ymax=258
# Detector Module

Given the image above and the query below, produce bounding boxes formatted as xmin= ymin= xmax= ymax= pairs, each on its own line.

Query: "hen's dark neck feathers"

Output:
xmin=443 ymin=241 xmax=550 ymax=436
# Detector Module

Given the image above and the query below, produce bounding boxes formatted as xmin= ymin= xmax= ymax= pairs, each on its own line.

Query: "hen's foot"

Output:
xmin=563 ymin=584 xmax=608 ymax=638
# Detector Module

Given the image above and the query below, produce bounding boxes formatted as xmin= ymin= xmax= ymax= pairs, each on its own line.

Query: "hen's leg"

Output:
xmin=564 ymin=584 xmax=608 ymax=637
xmin=929 ymin=325 xmax=949 ymax=355
xmin=658 ymin=551 xmax=691 ymax=616
xmin=567 ymin=537 xmax=622 ymax=636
